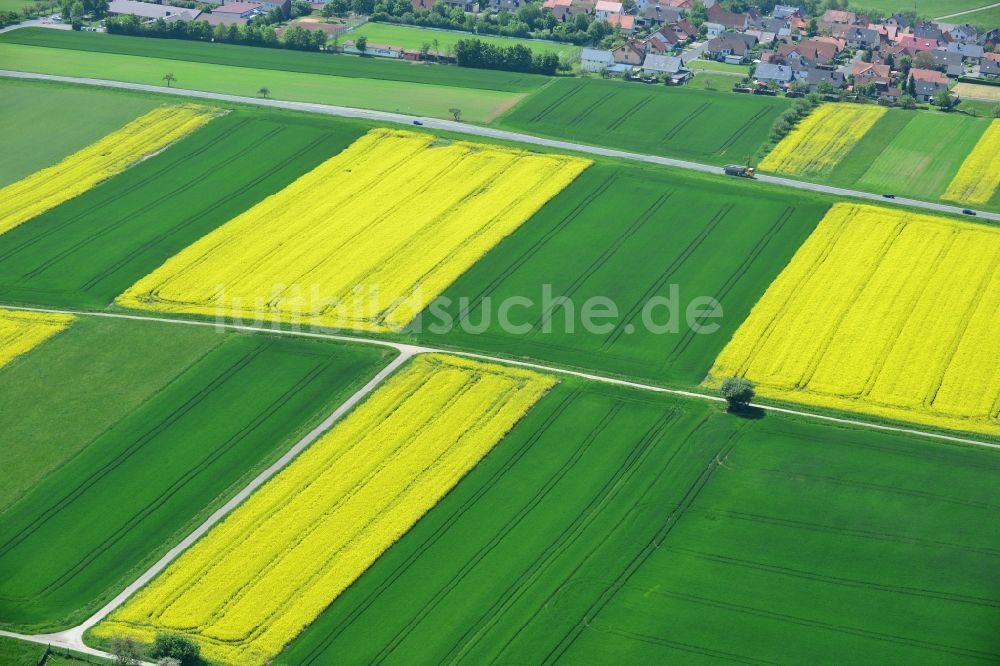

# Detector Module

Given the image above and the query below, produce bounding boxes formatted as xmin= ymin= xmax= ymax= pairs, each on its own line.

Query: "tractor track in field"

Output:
xmin=1 ymin=70 xmax=999 ymax=222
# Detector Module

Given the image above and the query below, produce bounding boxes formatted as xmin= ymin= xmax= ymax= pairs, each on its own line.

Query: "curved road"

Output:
xmin=2 ymin=69 xmax=999 ymax=222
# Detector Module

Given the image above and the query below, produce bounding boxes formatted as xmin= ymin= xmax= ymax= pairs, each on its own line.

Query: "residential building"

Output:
xmin=821 ymin=9 xmax=855 ymax=26
xmin=607 ymin=13 xmax=636 ymax=33
xmin=754 ymin=63 xmax=794 ymax=87
xmin=705 ymin=31 xmax=757 ymax=62
xmin=852 ymin=61 xmax=891 ymax=87
xmin=707 ymin=3 xmax=747 ymax=31
xmin=642 ymin=53 xmax=690 ymax=82
xmin=947 ymin=41 xmax=984 ymax=60
xmin=611 ymin=40 xmax=645 ymax=65
xmin=910 ymin=67 xmax=949 ymax=84
xmin=979 ymin=57 xmax=1000 ymax=78
xmin=594 ymin=0 xmax=622 ymax=20
xmin=637 ymin=4 xmax=681 ymax=26
xmin=841 ymin=26 xmax=879 ymax=50
xmin=913 ymin=78 xmax=946 ymax=102
xmin=932 ymin=50 xmax=964 ymax=77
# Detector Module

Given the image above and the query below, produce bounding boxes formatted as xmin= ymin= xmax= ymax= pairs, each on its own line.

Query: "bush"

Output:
xmin=151 ymin=633 xmax=200 ymax=666
xmin=720 ymin=376 xmax=755 ymax=410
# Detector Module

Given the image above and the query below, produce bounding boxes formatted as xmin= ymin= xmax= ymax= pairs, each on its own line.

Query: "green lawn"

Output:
xmin=0 ymin=109 xmax=366 ymax=308
xmin=407 ymin=161 xmax=830 ymax=386
xmin=0 ymin=42 xmax=524 ymax=121
xmin=0 ymin=637 xmax=110 ymax=666
xmin=352 ymin=22 xmax=580 ymax=59
xmin=0 ymin=635 xmax=46 ymax=666
xmin=497 ymin=77 xmax=788 ymax=165
xmin=0 ymin=321 xmax=394 ymax=632
xmin=688 ymin=58 xmax=750 ymax=75
xmin=278 ymin=378 xmax=1000 ymax=664
xmin=0 ymin=28 xmax=547 ymax=93
xmin=0 ymin=79 xmax=158 ymax=187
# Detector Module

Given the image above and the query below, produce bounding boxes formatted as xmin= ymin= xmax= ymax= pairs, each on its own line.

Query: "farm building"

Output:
xmin=106 ymin=0 xmax=200 ymax=21
xmin=580 ymin=48 xmax=614 ymax=72
xmin=211 ymin=1 xmax=264 ymax=19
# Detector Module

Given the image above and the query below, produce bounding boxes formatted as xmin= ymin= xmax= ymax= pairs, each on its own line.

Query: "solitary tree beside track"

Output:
xmin=162 ymin=72 xmax=176 ymax=87
xmin=720 ymin=376 xmax=755 ymax=412
xmin=258 ymin=86 xmax=270 ymax=98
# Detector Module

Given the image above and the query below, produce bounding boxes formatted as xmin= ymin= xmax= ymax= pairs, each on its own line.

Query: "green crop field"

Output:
xmin=851 ymin=111 xmax=990 ymax=198
xmin=0 ymin=28 xmax=547 ymax=93
xmin=848 ymin=0 xmax=990 ymax=18
xmin=351 ymin=22 xmax=580 ymax=59
xmin=0 ymin=79 xmax=158 ymax=187
xmin=0 ymin=317 xmax=225 ymax=513
xmin=767 ymin=106 xmax=1000 ymax=212
xmin=0 ymin=41 xmax=523 ymax=121
xmin=960 ymin=6 xmax=1000 ymax=27
xmin=0 ymin=320 xmax=393 ymax=631
xmin=0 ymin=109 xmax=367 ymax=308
xmin=278 ymin=378 xmax=1000 ymax=664
xmin=409 ymin=161 xmax=830 ymax=386
xmin=497 ymin=78 xmax=788 ymax=165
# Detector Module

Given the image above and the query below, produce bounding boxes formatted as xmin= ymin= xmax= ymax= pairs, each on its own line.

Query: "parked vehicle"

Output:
xmin=724 ymin=164 xmax=755 ymax=178
xmin=962 ymin=209 xmax=976 ymax=216
xmin=412 ymin=120 xmax=423 ymax=126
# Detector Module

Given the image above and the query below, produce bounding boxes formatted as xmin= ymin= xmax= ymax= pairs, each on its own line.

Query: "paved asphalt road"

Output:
xmin=2 ymin=70 xmax=998 ymax=222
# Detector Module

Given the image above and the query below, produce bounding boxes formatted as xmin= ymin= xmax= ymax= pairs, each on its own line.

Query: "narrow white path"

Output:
xmin=934 ymin=2 xmax=1000 ymax=20
xmin=3 ymin=303 xmax=997 ymax=451
xmin=1 ymin=70 xmax=998 ymax=222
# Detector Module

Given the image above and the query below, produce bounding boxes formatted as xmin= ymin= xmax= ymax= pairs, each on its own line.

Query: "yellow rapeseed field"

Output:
xmin=94 ymin=353 xmax=555 ymax=666
xmin=0 ymin=309 xmax=73 ymax=369
xmin=116 ymin=128 xmax=590 ymax=332
xmin=0 ymin=104 xmax=216 ymax=236
xmin=706 ymin=203 xmax=1000 ymax=438
xmin=942 ymin=120 xmax=1000 ymax=205
xmin=758 ymin=104 xmax=886 ymax=176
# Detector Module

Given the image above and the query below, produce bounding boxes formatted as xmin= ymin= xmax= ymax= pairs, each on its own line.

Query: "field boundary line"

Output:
xmin=1 ymin=70 xmax=998 ymax=222
xmin=1 ymin=304 xmax=998 ymax=454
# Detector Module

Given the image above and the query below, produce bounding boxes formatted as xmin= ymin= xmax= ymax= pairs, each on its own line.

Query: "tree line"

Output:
xmin=105 ymin=14 xmax=328 ymax=50
xmin=453 ymin=37 xmax=559 ymax=74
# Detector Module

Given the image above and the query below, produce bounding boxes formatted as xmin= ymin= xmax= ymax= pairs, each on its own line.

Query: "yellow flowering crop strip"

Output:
xmin=116 ymin=128 xmax=590 ymax=332
xmin=706 ymin=203 xmax=1000 ymax=438
xmin=0 ymin=104 xmax=216 ymax=236
xmin=0 ymin=308 xmax=73 ymax=369
xmin=759 ymin=104 xmax=886 ymax=176
xmin=942 ymin=120 xmax=1000 ymax=205
xmin=94 ymin=353 xmax=555 ymax=666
